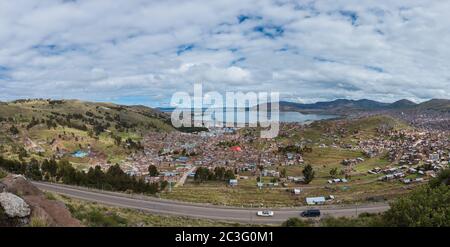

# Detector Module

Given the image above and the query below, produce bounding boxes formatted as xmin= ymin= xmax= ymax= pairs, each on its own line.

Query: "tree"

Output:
xmin=9 ymin=125 xmax=19 ymax=135
xmin=224 ymin=170 xmax=236 ymax=180
xmin=87 ymin=165 xmax=105 ymax=185
xmin=194 ymin=167 xmax=211 ymax=183
xmin=148 ymin=165 xmax=159 ymax=177
xmin=280 ymin=168 xmax=287 ymax=178
xmin=319 ymin=214 xmax=384 ymax=227
xmin=214 ymin=167 xmax=225 ymax=180
xmin=329 ymin=168 xmax=338 ymax=178
xmin=429 ymin=168 xmax=450 ymax=188
xmin=382 ymin=184 xmax=450 ymax=227
xmin=26 ymin=158 xmax=42 ymax=181
xmin=302 ymin=146 xmax=313 ymax=153
xmin=57 ymin=160 xmax=79 ymax=185
xmin=160 ymin=180 xmax=169 ymax=191
xmin=18 ymin=147 xmax=28 ymax=161
xmin=41 ymin=159 xmax=57 ymax=178
xmin=302 ymin=164 xmax=315 ymax=184
xmin=87 ymin=130 xmax=94 ymax=138
xmin=112 ymin=135 xmax=122 ymax=146
xmin=257 ymin=165 xmax=264 ymax=172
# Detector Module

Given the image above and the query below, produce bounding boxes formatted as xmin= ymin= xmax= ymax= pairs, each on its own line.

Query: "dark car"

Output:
xmin=301 ymin=209 xmax=321 ymax=217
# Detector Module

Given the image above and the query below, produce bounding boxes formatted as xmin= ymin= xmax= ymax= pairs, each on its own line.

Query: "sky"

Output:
xmin=1 ymin=0 xmax=450 ymax=107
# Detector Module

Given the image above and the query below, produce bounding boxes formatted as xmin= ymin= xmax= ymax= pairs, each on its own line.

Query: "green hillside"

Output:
xmin=0 ymin=99 xmax=174 ymax=166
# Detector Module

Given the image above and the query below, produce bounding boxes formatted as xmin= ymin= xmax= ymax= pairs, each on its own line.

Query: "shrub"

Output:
xmin=281 ymin=217 xmax=312 ymax=227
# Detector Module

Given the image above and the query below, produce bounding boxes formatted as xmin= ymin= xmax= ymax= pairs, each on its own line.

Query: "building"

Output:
xmin=229 ymin=179 xmax=238 ymax=186
xmin=292 ymin=188 xmax=301 ymax=195
xmin=306 ymin=197 xmax=326 ymax=205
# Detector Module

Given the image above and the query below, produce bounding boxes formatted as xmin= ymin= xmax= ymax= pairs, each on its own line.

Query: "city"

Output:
xmin=0 ymin=1 xmax=448 ymax=243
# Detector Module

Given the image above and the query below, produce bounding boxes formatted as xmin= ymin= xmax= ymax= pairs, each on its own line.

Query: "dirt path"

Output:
xmin=175 ymin=167 xmax=196 ymax=188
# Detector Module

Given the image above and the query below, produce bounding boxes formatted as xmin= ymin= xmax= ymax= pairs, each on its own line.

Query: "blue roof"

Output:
xmin=72 ymin=150 xmax=88 ymax=158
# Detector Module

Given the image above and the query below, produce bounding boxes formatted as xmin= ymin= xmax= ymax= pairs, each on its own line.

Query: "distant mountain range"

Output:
xmin=159 ymin=98 xmax=450 ymax=115
xmin=278 ymin=98 xmax=450 ymax=114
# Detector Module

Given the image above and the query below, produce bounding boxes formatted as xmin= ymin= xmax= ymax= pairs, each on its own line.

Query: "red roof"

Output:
xmin=230 ymin=146 xmax=242 ymax=152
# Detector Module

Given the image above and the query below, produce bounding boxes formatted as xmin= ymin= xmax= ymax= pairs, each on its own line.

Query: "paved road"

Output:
xmin=33 ymin=182 xmax=390 ymax=224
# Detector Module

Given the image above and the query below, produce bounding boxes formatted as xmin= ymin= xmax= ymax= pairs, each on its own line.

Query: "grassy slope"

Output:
xmin=50 ymin=193 xmax=265 ymax=227
xmin=0 ymin=99 xmax=174 ymax=164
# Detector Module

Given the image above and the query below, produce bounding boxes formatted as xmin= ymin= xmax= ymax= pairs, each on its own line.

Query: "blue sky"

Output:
xmin=0 ymin=0 xmax=450 ymax=106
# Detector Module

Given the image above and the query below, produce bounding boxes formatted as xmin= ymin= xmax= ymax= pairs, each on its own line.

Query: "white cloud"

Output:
xmin=0 ymin=0 xmax=449 ymax=105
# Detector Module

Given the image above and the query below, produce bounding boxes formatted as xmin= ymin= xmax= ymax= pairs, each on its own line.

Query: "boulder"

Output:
xmin=24 ymin=195 xmax=82 ymax=227
xmin=0 ymin=174 xmax=82 ymax=226
xmin=1 ymin=174 xmax=42 ymax=196
xmin=0 ymin=192 xmax=31 ymax=218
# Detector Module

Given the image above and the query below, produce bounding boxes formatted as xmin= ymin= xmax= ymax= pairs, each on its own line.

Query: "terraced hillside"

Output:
xmin=0 ymin=99 xmax=174 ymax=167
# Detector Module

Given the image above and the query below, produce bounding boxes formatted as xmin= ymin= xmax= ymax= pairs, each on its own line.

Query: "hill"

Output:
xmin=0 ymin=99 xmax=174 ymax=166
xmin=280 ymin=99 xmax=389 ymax=112
xmin=414 ymin=99 xmax=450 ymax=112
xmin=387 ymin=99 xmax=417 ymax=109
xmin=279 ymin=98 xmax=450 ymax=114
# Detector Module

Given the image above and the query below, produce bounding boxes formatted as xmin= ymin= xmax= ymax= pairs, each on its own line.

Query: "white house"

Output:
xmin=292 ymin=188 xmax=301 ymax=195
xmin=306 ymin=196 xmax=326 ymax=205
xmin=229 ymin=179 xmax=238 ymax=186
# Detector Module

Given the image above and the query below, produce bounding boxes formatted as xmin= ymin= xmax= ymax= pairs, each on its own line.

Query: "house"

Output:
xmin=176 ymin=156 xmax=189 ymax=163
xmin=291 ymin=176 xmax=305 ymax=183
xmin=429 ymin=153 xmax=440 ymax=161
xmin=356 ymin=157 xmax=365 ymax=162
xmin=306 ymin=197 xmax=326 ymax=205
xmin=229 ymin=179 xmax=238 ymax=186
xmin=408 ymin=168 xmax=417 ymax=174
xmin=292 ymin=188 xmax=301 ymax=195
xmin=286 ymin=153 xmax=294 ymax=160
xmin=262 ymin=170 xmax=280 ymax=177
xmin=328 ymin=178 xmax=348 ymax=184
xmin=256 ymin=182 xmax=264 ymax=189
xmin=402 ymin=178 xmax=411 ymax=184
xmin=267 ymin=182 xmax=279 ymax=187
xmin=145 ymin=176 xmax=160 ymax=183
xmin=161 ymin=171 xmax=178 ymax=177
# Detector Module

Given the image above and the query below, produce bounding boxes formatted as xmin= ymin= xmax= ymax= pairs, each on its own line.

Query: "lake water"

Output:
xmin=161 ymin=108 xmax=337 ymax=124
xmin=278 ymin=111 xmax=338 ymax=123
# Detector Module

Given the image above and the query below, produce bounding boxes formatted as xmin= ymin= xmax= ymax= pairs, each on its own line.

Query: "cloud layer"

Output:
xmin=1 ymin=0 xmax=449 ymax=105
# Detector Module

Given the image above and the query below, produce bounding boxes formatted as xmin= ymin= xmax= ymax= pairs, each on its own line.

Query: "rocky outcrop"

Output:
xmin=0 ymin=192 xmax=31 ymax=218
xmin=1 ymin=174 xmax=42 ymax=196
xmin=0 ymin=174 xmax=82 ymax=227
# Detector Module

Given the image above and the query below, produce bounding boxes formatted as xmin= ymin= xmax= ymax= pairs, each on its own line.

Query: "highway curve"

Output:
xmin=33 ymin=181 xmax=390 ymax=224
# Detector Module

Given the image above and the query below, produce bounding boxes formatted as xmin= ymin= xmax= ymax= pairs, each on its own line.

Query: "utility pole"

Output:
xmin=169 ymin=179 xmax=172 ymax=192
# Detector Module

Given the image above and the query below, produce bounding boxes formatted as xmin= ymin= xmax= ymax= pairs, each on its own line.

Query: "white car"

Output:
xmin=257 ymin=210 xmax=274 ymax=217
